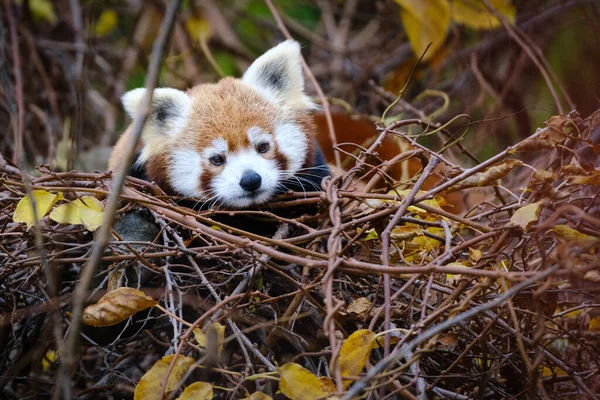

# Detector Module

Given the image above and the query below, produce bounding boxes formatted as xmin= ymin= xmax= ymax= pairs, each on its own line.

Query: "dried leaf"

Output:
xmin=279 ymin=362 xmax=328 ymax=400
xmin=436 ymin=332 xmax=459 ymax=350
xmin=560 ymin=164 xmax=588 ymax=175
xmin=549 ymin=225 xmax=597 ymax=245
xmin=533 ymin=169 xmax=556 ymax=183
xmin=451 ymin=0 xmax=515 ymax=30
xmin=193 ymin=322 xmax=225 ymax=356
xmin=394 ymin=0 xmax=450 ymax=61
xmin=510 ymin=202 xmax=543 ymax=230
xmin=449 ymin=160 xmax=523 ymax=191
xmin=514 ymin=119 xmax=567 ymax=153
xmin=14 ymin=190 xmax=63 ymax=229
xmin=346 ymin=297 xmax=372 ymax=316
xmin=83 ymin=287 xmax=158 ymax=327
xmin=134 ymin=355 xmax=196 ymax=400
xmin=570 ymin=171 xmax=600 ymax=185
xmin=338 ymin=329 xmax=376 ymax=388
xmin=391 ymin=225 xmax=423 ymax=241
xmin=176 ymin=381 xmax=213 ymax=400
xmin=468 ymin=248 xmax=482 ymax=262
xmin=318 ymin=377 xmax=337 ymax=394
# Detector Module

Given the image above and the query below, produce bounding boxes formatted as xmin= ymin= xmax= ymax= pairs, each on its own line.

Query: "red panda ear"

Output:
xmin=243 ymin=40 xmax=315 ymax=111
xmin=122 ymin=88 xmax=191 ymax=138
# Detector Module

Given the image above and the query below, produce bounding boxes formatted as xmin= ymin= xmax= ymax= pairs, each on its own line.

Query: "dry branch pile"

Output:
xmin=1 ymin=111 xmax=600 ymax=398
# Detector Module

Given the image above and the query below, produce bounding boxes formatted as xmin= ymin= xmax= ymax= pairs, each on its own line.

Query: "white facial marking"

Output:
xmin=169 ymin=150 xmax=203 ymax=197
xmin=212 ymin=149 xmax=280 ymax=208
xmin=247 ymin=126 xmax=273 ymax=147
xmin=211 ymin=138 xmax=228 ymax=154
xmin=274 ymin=123 xmax=307 ymax=174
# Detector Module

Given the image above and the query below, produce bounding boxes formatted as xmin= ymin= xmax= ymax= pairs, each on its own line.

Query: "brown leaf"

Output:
xmin=83 ymin=287 xmax=158 ymax=327
xmin=510 ymin=202 xmax=543 ymax=230
xmin=533 ymin=169 xmax=556 ymax=183
xmin=449 ymin=160 xmax=523 ymax=191
xmin=570 ymin=170 xmax=600 ymax=185
xmin=514 ymin=118 xmax=567 ymax=153
xmin=134 ymin=355 xmax=196 ymax=400
xmin=346 ymin=297 xmax=372 ymax=316
xmin=468 ymin=248 xmax=482 ymax=262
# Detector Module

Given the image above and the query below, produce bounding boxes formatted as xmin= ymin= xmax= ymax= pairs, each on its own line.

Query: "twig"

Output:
xmin=59 ymin=2 xmax=182 ymax=398
xmin=342 ymin=266 xmax=559 ymax=399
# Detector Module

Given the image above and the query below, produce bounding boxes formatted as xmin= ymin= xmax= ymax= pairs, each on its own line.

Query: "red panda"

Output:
xmin=109 ymin=40 xmax=329 ymax=208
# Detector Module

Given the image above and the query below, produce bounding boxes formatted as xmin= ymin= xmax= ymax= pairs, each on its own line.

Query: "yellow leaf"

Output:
xmin=20 ymin=0 xmax=58 ymax=24
xmin=193 ymin=322 xmax=225 ymax=356
xmin=411 ymin=226 xmax=445 ymax=250
xmin=541 ymin=366 xmax=567 ymax=377
xmin=588 ymin=316 xmax=600 ymax=332
xmin=176 ymin=381 xmax=213 ymax=400
xmin=186 ymin=16 xmax=212 ymax=40
xmin=42 ymin=349 xmax=59 ymax=372
xmin=83 ymin=287 xmax=158 ymax=327
xmin=49 ymin=196 xmax=104 ymax=231
xmin=279 ymin=362 xmax=328 ymax=400
xmin=73 ymin=196 xmax=103 ymax=211
xmin=14 ymin=190 xmax=63 ymax=229
xmin=49 ymin=203 xmax=81 ymax=225
xmin=95 ymin=9 xmax=118 ymax=37
xmin=247 ymin=393 xmax=273 ymax=400
xmin=510 ymin=202 xmax=543 ymax=230
xmin=394 ymin=0 xmax=450 ymax=61
xmin=347 ymin=297 xmax=372 ymax=316
xmin=134 ymin=355 xmax=196 ymax=400
xmin=549 ymin=225 xmax=597 ymax=245
xmin=78 ymin=206 xmax=104 ymax=231
xmin=338 ymin=329 xmax=376 ymax=388
xmin=451 ymin=0 xmax=515 ymax=30
xmin=363 ymin=228 xmax=379 ymax=241
xmin=318 ymin=377 xmax=336 ymax=394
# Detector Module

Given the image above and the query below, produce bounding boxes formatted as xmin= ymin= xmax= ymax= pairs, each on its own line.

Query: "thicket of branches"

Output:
xmin=1 ymin=0 xmax=599 ymax=399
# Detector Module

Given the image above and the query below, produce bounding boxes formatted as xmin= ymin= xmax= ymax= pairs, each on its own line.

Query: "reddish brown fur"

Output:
xmin=110 ymin=78 xmax=318 ymax=194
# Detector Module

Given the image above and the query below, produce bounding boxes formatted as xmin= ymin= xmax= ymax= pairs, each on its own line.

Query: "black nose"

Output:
xmin=239 ymin=170 xmax=262 ymax=192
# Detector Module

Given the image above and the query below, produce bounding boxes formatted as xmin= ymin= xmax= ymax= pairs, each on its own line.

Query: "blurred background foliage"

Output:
xmin=1 ymin=0 xmax=599 ymax=171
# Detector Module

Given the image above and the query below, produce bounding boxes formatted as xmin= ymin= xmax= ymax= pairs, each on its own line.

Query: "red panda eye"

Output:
xmin=257 ymin=143 xmax=269 ymax=153
xmin=210 ymin=155 xmax=225 ymax=166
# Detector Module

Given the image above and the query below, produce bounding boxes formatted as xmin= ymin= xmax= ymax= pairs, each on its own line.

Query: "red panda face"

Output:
xmin=120 ymin=41 xmax=318 ymax=208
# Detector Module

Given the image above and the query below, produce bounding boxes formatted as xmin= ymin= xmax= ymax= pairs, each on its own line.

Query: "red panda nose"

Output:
xmin=239 ymin=170 xmax=262 ymax=192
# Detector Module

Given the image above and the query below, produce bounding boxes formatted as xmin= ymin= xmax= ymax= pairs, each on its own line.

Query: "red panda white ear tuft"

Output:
xmin=122 ymin=88 xmax=191 ymax=138
xmin=242 ymin=40 xmax=316 ymax=111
